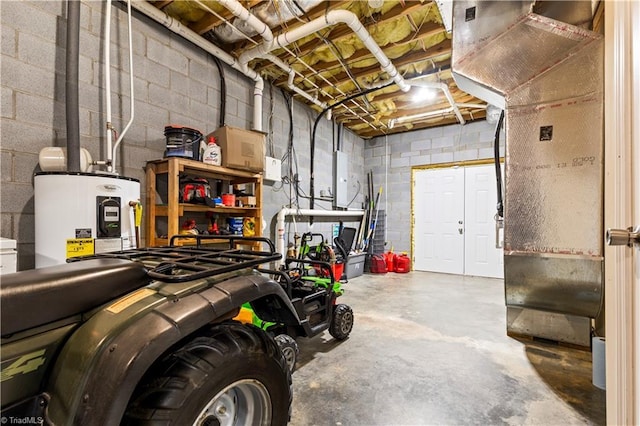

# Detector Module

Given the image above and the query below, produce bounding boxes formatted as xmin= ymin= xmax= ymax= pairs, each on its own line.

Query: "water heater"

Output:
xmin=35 ymin=172 xmax=140 ymax=268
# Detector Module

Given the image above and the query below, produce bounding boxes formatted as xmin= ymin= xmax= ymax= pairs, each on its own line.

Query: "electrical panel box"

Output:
xmin=333 ymin=151 xmax=348 ymax=208
xmin=264 ymin=156 xmax=281 ymax=182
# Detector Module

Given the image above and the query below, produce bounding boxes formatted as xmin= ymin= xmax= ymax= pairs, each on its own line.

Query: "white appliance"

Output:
xmin=35 ymin=173 xmax=140 ymax=268
xmin=0 ymin=238 xmax=17 ymax=274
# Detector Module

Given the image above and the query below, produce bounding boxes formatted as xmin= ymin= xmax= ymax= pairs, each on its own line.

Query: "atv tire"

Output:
xmin=123 ymin=322 xmax=291 ymax=425
xmin=275 ymin=334 xmax=299 ymax=373
xmin=329 ymin=303 xmax=354 ymax=340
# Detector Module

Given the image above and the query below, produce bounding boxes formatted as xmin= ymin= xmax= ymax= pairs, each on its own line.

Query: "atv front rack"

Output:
xmin=71 ymin=235 xmax=281 ymax=283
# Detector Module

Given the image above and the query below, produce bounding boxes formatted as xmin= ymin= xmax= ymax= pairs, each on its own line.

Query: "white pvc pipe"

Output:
xmin=111 ymin=0 xmax=135 ymax=174
xmin=276 ymin=207 xmax=365 ymax=263
xmin=195 ymin=0 xmax=273 ymax=131
xmin=242 ymin=9 xmax=411 ymax=93
xmin=409 ymin=80 xmax=465 ymax=125
xmin=456 ymin=103 xmax=488 ymax=109
xmin=388 ymin=107 xmax=454 ymax=129
xmin=264 ymin=54 xmax=327 ymax=109
xmin=129 ymin=0 xmax=265 ymax=131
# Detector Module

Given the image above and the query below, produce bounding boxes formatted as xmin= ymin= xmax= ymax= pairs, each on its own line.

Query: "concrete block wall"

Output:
xmin=364 ymin=120 xmax=505 ymax=255
xmin=1 ymin=1 xmax=365 ymax=270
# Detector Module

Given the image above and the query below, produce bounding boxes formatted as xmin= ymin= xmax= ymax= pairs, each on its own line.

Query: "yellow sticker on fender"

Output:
xmin=66 ymin=238 xmax=94 ymax=258
xmin=106 ymin=288 xmax=157 ymax=314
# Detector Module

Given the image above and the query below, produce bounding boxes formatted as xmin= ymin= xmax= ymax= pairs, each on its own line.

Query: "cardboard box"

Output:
xmin=237 ymin=196 xmax=257 ymax=207
xmin=233 ymin=183 xmax=256 ymax=195
xmin=209 ymin=126 xmax=265 ymax=172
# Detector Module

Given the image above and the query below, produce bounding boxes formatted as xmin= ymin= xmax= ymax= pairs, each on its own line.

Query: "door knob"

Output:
xmin=458 ymin=228 xmax=463 ymax=235
xmin=606 ymin=227 xmax=639 ymax=247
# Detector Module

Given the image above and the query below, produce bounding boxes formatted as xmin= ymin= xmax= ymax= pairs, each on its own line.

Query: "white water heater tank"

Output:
xmin=35 ymin=173 xmax=140 ymax=268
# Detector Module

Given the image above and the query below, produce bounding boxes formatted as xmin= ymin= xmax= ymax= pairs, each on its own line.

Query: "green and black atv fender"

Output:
xmin=1 ymin=235 xmax=302 ymax=425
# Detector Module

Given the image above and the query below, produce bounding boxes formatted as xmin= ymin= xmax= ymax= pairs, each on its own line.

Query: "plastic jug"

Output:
xmin=202 ymin=136 xmax=222 ymax=166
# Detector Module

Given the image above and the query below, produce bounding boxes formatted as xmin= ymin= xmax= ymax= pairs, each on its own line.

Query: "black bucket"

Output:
xmin=164 ymin=125 xmax=203 ymax=161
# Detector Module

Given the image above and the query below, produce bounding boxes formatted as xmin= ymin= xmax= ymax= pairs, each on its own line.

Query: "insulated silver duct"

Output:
xmin=452 ymin=1 xmax=603 ymax=346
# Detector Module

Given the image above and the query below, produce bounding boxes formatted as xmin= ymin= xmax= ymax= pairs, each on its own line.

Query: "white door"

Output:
xmin=604 ymin=2 xmax=639 ymax=423
xmin=464 ymin=165 xmax=504 ymax=279
xmin=413 ymin=168 xmax=464 ymax=274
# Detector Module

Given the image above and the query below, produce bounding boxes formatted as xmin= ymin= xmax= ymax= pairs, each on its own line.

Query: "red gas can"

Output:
xmin=394 ymin=254 xmax=411 ymax=273
xmin=369 ymin=254 xmax=387 ymax=273
xmin=384 ymin=251 xmax=396 ymax=272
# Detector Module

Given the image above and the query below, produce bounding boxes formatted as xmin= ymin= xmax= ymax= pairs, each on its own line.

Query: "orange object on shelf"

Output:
xmin=221 ymin=193 xmax=235 ymax=206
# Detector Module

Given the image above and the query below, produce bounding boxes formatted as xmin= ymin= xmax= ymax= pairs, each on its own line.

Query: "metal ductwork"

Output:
xmin=452 ymin=1 xmax=603 ymax=346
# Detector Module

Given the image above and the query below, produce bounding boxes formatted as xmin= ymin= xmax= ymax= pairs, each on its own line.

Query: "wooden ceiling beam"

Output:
xmin=263 ymin=3 xmax=437 ymax=62
xmin=191 ymin=0 xmax=263 ymax=35
xmin=354 ymin=111 xmax=487 ymax=139
xmin=303 ymin=41 xmax=451 ymax=98
xmin=232 ymin=1 xmax=429 ymax=54
xmin=257 ymin=22 xmax=446 ymax=75
xmin=228 ymin=0 xmax=353 ymax=53
xmin=331 ymin=92 xmax=484 ymax=123
xmin=151 ymin=1 xmax=174 ymax=9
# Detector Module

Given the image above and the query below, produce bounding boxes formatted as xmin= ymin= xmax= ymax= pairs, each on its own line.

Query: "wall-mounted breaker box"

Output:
xmin=264 ymin=156 xmax=281 ymax=182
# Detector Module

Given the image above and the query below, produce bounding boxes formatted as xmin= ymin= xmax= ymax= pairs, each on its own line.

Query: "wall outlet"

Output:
xmin=264 ymin=156 xmax=281 ymax=182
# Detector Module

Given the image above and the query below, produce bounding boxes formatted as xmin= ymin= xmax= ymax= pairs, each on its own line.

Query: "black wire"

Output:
xmin=346 ymin=180 xmax=361 ymax=208
xmin=212 ymin=56 xmax=226 ymax=128
xmin=494 ymin=110 xmax=505 ymax=218
xmin=310 ymin=82 xmax=394 ymax=211
xmin=280 ymin=89 xmax=298 ymax=208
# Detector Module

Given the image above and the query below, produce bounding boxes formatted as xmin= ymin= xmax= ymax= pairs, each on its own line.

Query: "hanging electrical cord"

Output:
xmin=346 ymin=180 xmax=361 ymax=208
xmin=280 ymin=89 xmax=299 ymax=209
xmin=212 ymin=56 xmax=226 ymax=128
xmin=494 ymin=110 xmax=505 ymax=218
xmin=310 ymin=82 xmax=394 ymax=213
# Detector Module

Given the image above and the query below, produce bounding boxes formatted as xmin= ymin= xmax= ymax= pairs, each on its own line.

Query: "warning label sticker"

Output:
xmin=66 ymin=238 xmax=94 ymax=258
xmin=75 ymin=228 xmax=92 ymax=238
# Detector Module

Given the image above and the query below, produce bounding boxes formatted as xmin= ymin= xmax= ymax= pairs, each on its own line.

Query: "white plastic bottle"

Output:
xmin=202 ymin=136 xmax=221 ymax=166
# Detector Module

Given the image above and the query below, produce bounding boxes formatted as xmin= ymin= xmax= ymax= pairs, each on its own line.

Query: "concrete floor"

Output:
xmin=288 ymin=271 xmax=605 ymax=425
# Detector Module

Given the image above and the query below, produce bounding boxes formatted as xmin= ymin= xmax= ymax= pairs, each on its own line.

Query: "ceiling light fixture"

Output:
xmin=411 ymin=87 xmax=438 ymax=103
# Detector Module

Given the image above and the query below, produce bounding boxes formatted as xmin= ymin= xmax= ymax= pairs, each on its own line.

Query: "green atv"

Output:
xmin=238 ymin=257 xmax=354 ymax=373
xmin=1 ymin=235 xmax=302 ymax=425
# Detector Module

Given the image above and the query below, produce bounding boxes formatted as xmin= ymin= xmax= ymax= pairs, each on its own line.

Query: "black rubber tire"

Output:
xmin=123 ymin=322 xmax=291 ymax=425
xmin=329 ymin=304 xmax=354 ymax=340
xmin=274 ymin=334 xmax=299 ymax=373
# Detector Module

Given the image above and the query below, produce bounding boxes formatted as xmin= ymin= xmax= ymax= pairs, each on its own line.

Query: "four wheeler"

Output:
xmin=1 ymin=235 xmax=304 ymax=425
xmin=236 ymin=257 xmax=354 ymax=372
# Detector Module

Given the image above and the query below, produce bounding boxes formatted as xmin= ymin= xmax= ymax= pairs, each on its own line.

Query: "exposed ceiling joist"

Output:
xmin=147 ymin=0 xmax=489 ymax=139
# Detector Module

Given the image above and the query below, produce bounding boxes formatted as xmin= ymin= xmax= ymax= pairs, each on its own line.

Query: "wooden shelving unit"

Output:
xmin=145 ymin=157 xmax=262 ymax=247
